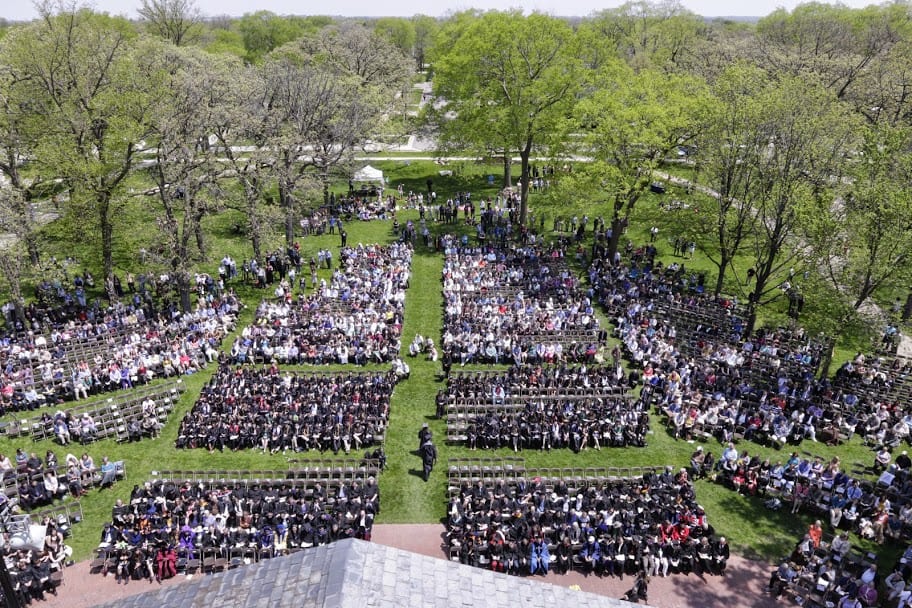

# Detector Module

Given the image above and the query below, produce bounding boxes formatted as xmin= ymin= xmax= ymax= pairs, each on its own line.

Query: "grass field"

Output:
xmin=0 ymin=160 xmax=900 ymax=574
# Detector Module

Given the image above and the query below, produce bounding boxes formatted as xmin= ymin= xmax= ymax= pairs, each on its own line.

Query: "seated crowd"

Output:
xmin=441 ymin=240 xmax=604 ymax=368
xmin=586 ymin=252 xmax=905 ymax=456
xmin=699 ymin=442 xmax=912 ymax=546
xmin=0 ymin=293 xmax=239 ymax=413
xmin=445 ymin=469 xmax=729 ymax=580
xmin=829 ymin=353 xmax=912 ymax=450
xmin=442 ymin=365 xmax=647 ymax=451
xmin=766 ymin=526 xmax=910 ymax=607
xmin=228 ymin=243 xmax=411 ymax=366
xmin=0 ymin=448 xmax=122 ymax=513
xmin=176 ymin=365 xmax=397 ymax=454
xmin=460 ymin=396 xmax=648 ymax=452
xmin=42 ymin=387 xmax=169 ymax=447
xmin=94 ymin=475 xmax=378 ymax=583
xmin=1 ymin=516 xmax=72 ymax=605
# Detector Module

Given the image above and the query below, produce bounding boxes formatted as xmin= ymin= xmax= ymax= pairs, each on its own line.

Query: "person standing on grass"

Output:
xmin=418 ymin=423 xmax=432 ymax=450
xmin=420 ymin=438 xmax=437 ymax=482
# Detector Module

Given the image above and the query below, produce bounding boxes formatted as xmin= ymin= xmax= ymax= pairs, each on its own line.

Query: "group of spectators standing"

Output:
xmin=228 ymin=243 xmax=411 ymax=366
xmin=176 ymin=365 xmax=396 ymax=454
xmin=446 ymin=469 xmax=729 ymax=582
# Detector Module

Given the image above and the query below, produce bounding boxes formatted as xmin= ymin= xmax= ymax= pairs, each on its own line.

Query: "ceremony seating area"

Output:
xmin=90 ymin=458 xmax=382 ymax=581
xmin=443 ymin=457 xmax=729 ymax=579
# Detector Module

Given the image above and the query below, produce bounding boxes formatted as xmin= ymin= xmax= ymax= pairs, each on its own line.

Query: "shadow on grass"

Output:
xmin=708 ymin=490 xmax=803 ymax=562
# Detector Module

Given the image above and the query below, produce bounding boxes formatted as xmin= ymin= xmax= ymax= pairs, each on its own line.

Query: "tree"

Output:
xmin=673 ymin=18 xmax=757 ymax=82
xmin=688 ymin=64 xmax=769 ymax=297
xmin=732 ymin=75 xmax=855 ymax=334
xmin=237 ymin=12 xmax=329 ymax=63
xmin=847 ymin=21 xmax=912 ymax=126
xmin=258 ymin=26 xmax=411 ymax=245
xmin=0 ymin=61 xmax=46 ymax=265
xmin=298 ymin=23 xmax=413 ymax=91
xmin=0 ymin=187 xmax=36 ymax=325
xmin=805 ymin=123 xmax=912 ymax=314
xmin=583 ymin=0 xmax=705 ymax=72
xmin=137 ymin=0 xmax=202 ymax=46
xmin=754 ymin=3 xmax=903 ymax=101
xmin=259 ymin=49 xmax=381 ymax=245
xmin=574 ymin=61 xmax=709 ymax=260
xmin=432 ymin=11 xmax=581 ymax=226
xmin=0 ymin=240 xmax=29 ymax=328
xmin=201 ymin=27 xmax=247 ymax=59
xmin=142 ymin=43 xmax=235 ymax=311
xmin=211 ymin=64 xmax=275 ymax=261
xmin=374 ymin=17 xmax=416 ymax=59
xmin=3 ymin=8 xmax=153 ymax=279
xmin=411 ymin=14 xmax=438 ymax=71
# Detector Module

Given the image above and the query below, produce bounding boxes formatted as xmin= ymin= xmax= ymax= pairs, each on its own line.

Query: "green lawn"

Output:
xmin=0 ymin=162 xmax=901 ymax=575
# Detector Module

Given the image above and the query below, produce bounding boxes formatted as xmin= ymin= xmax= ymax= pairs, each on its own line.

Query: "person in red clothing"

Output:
xmin=155 ymin=544 xmax=177 ymax=580
xmin=660 ymin=520 xmax=678 ymax=543
xmin=807 ymin=520 xmax=823 ymax=549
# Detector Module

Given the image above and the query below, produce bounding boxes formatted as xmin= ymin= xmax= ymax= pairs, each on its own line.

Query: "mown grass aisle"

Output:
xmin=379 ymin=248 xmax=446 ymax=523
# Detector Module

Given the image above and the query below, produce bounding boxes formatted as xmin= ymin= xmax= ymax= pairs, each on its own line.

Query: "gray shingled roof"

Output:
xmin=95 ymin=538 xmax=647 ymax=608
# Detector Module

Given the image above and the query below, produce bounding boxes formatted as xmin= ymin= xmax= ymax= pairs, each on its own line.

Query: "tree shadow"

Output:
xmin=713 ymin=491 xmax=809 ymax=561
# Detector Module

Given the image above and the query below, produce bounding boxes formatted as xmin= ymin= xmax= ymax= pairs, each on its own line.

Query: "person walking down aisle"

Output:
xmin=420 ymin=437 xmax=437 ymax=482
xmin=418 ymin=423 xmax=432 ymax=450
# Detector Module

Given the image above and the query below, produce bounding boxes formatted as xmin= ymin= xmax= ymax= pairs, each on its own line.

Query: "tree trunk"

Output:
xmin=175 ymin=271 xmax=192 ymax=313
xmin=249 ymin=206 xmax=262 ymax=262
xmin=24 ymin=233 xmax=40 ymax=266
xmin=502 ymin=155 xmax=512 ymax=189
xmin=745 ymin=301 xmax=758 ymax=338
xmin=745 ymin=267 xmax=771 ymax=337
xmin=13 ymin=299 xmax=26 ymax=330
xmin=245 ymin=187 xmax=263 ymax=261
xmin=902 ymin=291 xmax=912 ymax=322
xmin=194 ymin=217 xmax=206 ymax=260
xmin=99 ymin=197 xmax=114 ymax=279
xmin=818 ymin=338 xmax=837 ymax=379
xmin=518 ymin=143 xmax=532 ymax=226
xmin=606 ymin=216 xmax=624 ymax=263
xmin=714 ymin=253 xmax=730 ymax=297
xmin=280 ymin=181 xmax=295 ymax=246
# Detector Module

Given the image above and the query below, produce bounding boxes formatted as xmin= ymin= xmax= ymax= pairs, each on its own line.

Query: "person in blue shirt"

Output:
xmin=529 ymin=537 xmax=550 ymax=575
xmin=579 ymin=535 xmax=601 ymax=574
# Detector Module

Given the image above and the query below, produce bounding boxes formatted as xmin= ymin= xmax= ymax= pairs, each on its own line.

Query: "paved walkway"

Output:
xmin=43 ymin=524 xmax=780 ymax=608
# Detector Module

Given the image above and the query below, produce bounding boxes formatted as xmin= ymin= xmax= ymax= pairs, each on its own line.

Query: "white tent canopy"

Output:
xmin=353 ymin=165 xmax=384 ymax=183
